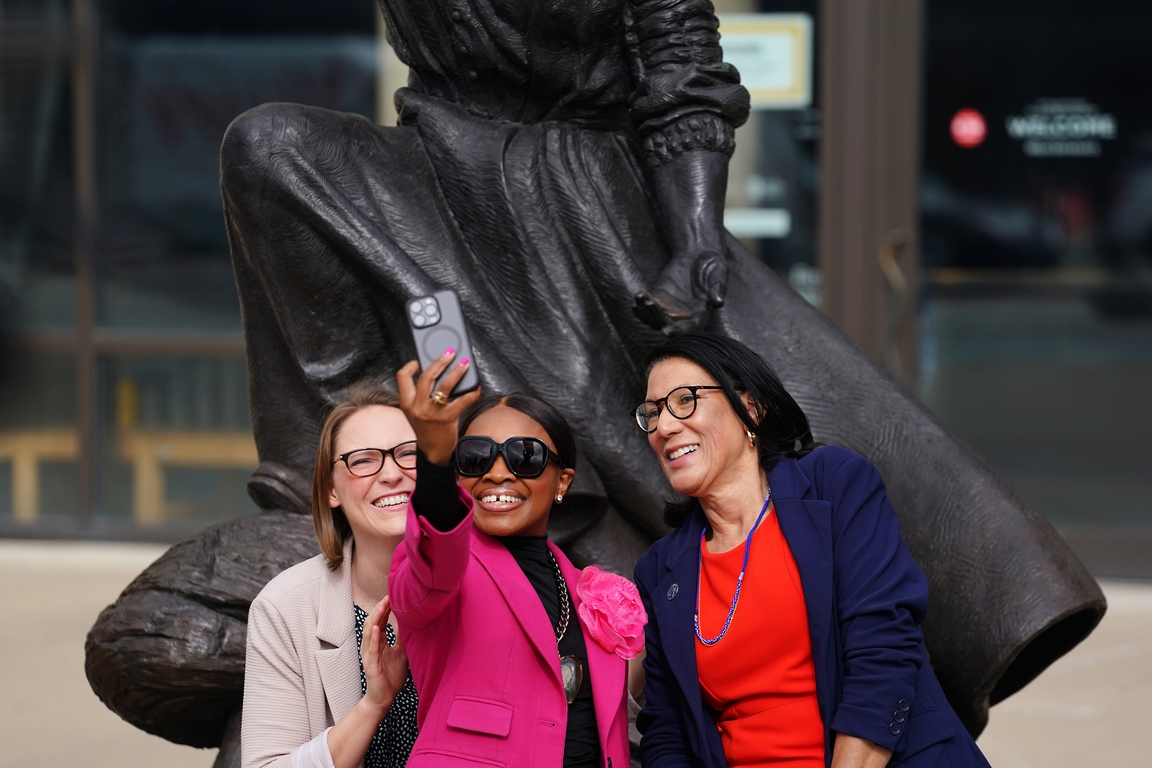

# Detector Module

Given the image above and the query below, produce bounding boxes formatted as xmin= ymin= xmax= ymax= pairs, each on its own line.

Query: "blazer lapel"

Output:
xmin=553 ymin=544 xmax=626 ymax=748
xmin=651 ymin=511 xmax=714 ymax=762
xmin=315 ymin=540 xmax=364 ymax=723
xmin=471 ymin=531 xmax=562 ymax=682
xmin=771 ymin=459 xmax=839 ymax=739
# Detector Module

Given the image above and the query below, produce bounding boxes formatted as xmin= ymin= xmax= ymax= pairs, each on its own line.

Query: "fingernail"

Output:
xmin=459 ymin=358 xmax=469 ymax=367
xmin=477 ymin=385 xmax=482 ymax=392
xmin=443 ymin=348 xmax=455 ymax=356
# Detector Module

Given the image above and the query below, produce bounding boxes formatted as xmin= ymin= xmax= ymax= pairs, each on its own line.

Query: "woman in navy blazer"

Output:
xmin=631 ymin=333 xmax=990 ymax=768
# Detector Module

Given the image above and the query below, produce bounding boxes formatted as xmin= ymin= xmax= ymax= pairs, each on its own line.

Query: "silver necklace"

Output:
xmin=547 ymin=550 xmax=582 ymax=704
xmin=546 ymin=550 xmax=571 ymax=642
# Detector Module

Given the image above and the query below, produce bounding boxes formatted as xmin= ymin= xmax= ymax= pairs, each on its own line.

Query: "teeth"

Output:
xmin=669 ymin=445 xmax=699 ymax=460
xmin=372 ymin=493 xmax=409 ymax=508
xmin=481 ymin=494 xmax=523 ymax=504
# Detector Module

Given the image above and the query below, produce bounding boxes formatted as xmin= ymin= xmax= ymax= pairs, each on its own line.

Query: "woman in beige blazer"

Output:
xmin=243 ymin=386 xmax=418 ymax=768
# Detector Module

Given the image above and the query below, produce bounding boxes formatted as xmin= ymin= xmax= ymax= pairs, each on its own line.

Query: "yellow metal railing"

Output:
xmin=0 ymin=429 xmax=79 ymax=523
xmin=0 ymin=428 xmax=256 ymax=523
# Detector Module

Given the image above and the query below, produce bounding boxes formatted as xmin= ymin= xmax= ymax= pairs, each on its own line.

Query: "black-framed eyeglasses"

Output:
xmin=454 ymin=436 xmax=564 ymax=478
xmin=334 ymin=441 xmax=418 ymax=476
xmin=633 ymin=385 xmax=724 ymax=433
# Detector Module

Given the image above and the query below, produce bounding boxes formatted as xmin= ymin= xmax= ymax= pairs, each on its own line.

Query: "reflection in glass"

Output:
xmin=98 ymin=356 xmax=256 ymax=526
xmin=96 ymin=6 xmax=378 ymax=332
xmin=921 ymin=0 xmax=1152 ymax=529
xmin=718 ymin=4 xmax=821 ymax=304
xmin=0 ymin=350 xmax=77 ymax=522
xmin=0 ymin=0 xmax=76 ymax=330
xmin=920 ymin=295 xmax=1152 ymax=526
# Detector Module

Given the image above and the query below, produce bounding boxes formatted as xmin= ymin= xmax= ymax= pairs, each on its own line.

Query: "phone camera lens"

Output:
xmin=413 ymin=315 xmax=427 ymax=327
xmin=409 ymin=300 xmax=423 ymax=314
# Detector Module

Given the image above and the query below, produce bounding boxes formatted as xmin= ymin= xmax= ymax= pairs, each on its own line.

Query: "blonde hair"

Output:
xmin=312 ymin=384 xmax=403 ymax=570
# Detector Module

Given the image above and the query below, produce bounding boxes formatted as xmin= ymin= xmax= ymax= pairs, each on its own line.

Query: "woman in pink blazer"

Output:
xmin=389 ymin=351 xmax=640 ymax=768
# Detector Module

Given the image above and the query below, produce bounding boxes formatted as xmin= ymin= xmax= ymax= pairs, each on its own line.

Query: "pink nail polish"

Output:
xmin=443 ymin=348 xmax=455 ymax=356
xmin=459 ymin=358 xmax=469 ymax=366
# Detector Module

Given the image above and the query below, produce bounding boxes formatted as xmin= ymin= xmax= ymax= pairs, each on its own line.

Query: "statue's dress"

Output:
xmin=85 ymin=0 xmax=1104 ymax=759
xmin=223 ymin=0 xmax=748 ymax=545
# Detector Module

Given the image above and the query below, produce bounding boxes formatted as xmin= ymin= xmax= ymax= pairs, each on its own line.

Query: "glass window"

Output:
xmin=1 ymin=0 xmax=380 ymax=533
xmin=921 ymin=1 xmax=1152 ymax=527
xmin=97 ymin=355 xmax=255 ymax=532
xmin=0 ymin=349 xmax=77 ymax=523
xmin=96 ymin=0 xmax=379 ymax=332
xmin=720 ymin=1 xmax=822 ymax=305
xmin=0 ymin=0 xmax=76 ymax=331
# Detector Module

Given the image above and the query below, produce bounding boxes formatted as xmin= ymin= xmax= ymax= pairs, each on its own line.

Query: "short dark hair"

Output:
xmin=645 ymin=333 xmax=817 ymax=527
xmin=458 ymin=392 xmax=577 ymax=470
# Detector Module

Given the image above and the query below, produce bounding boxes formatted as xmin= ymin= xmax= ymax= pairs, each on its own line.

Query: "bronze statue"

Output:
xmin=86 ymin=2 xmax=1104 ymax=766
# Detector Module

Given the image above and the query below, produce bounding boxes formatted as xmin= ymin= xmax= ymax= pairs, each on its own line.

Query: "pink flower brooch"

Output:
xmin=575 ymin=565 xmax=648 ymax=659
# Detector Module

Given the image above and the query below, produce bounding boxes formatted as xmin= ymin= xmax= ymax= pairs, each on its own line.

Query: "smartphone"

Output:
xmin=406 ymin=289 xmax=480 ymax=398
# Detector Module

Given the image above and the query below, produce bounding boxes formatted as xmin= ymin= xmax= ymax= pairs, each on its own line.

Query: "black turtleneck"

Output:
xmin=411 ymin=451 xmax=601 ymax=768
xmin=501 ymin=535 xmax=601 ymax=768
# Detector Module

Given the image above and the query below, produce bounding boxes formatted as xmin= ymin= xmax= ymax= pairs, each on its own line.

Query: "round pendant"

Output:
xmin=560 ymin=654 xmax=584 ymax=705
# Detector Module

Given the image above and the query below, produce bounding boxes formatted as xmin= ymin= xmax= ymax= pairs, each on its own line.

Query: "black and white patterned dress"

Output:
xmin=354 ymin=604 xmax=419 ymax=768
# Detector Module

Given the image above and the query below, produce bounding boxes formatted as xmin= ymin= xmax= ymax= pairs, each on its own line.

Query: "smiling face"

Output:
xmin=645 ymin=357 xmax=759 ymax=500
xmin=327 ymin=405 xmax=417 ymax=545
xmin=458 ymin=405 xmax=575 ymax=538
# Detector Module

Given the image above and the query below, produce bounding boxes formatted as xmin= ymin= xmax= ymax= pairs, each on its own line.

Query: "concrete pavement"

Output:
xmin=1 ymin=540 xmax=1149 ymax=767
xmin=976 ymin=579 xmax=1152 ymax=767
xmin=0 ymin=541 xmax=211 ymax=768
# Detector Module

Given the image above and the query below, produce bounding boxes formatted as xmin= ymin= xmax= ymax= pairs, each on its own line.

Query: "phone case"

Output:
xmin=406 ymin=289 xmax=480 ymax=397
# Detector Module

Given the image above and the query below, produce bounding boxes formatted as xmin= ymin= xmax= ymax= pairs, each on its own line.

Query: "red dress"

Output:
xmin=695 ymin=506 xmax=826 ymax=766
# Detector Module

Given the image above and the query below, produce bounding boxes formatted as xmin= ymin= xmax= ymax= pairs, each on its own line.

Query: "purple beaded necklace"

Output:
xmin=694 ymin=489 xmax=772 ymax=646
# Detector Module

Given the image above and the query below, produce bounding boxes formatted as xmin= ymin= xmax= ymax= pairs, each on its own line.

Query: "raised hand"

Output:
xmin=396 ymin=349 xmax=482 ymax=465
xmin=360 ymin=596 xmax=409 ymax=713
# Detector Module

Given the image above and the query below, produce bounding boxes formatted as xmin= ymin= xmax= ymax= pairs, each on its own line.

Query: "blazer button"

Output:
xmin=898 ymin=698 xmax=910 ymax=711
xmin=667 ymin=583 xmax=679 ymax=600
xmin=894 ymin=710 xmax=906 ymax=723
xmin=889 ymin=723 xmax=902 ymax=736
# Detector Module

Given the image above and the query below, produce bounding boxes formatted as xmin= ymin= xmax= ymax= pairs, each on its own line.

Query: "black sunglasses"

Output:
xmin=454 ymin=436 xmax=564 ymax=478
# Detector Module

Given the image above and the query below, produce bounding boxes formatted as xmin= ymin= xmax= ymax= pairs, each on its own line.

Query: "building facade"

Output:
xmin=0 ymin=0 xmax=1147 ymax=574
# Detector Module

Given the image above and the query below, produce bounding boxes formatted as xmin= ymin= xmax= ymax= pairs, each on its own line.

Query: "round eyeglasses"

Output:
xmin=454 ymin=436 xmax=564 ymax=478
xmin=334 ymin=441 xmax=418 ymax=476
xmin=633 ymin=385 xmax=724 ymax=433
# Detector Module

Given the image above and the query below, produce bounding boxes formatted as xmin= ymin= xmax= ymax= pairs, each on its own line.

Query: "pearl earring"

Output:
xmin=555 ymin=494 xmax=564 ymax=503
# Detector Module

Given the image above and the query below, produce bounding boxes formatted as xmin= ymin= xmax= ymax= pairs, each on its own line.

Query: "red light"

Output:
xmin=950 ymin=108 xmax=987 ymax=149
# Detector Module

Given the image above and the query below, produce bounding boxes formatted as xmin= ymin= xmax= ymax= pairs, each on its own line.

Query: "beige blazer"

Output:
xmin=242 ymin=540 xmax=363 ymax=768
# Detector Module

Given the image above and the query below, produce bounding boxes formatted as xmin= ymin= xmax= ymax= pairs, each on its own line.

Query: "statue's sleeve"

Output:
xmin=625 ymin=0 xmax=751 ymax=167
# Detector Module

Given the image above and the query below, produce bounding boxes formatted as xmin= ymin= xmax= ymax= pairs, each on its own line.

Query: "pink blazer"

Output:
xmin=390 ymin=489 xmax=630 ymax=768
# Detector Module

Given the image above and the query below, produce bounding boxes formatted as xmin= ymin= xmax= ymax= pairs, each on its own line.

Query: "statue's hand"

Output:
xmin=635 ymin=148 xmax=732 ymax=336
xmin=634 ymin=248 xmax=728 ymax=336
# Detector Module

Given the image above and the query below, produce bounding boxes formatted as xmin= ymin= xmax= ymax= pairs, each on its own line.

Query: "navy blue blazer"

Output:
xmin=634 ymin=446 xmax=990 ymax=768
